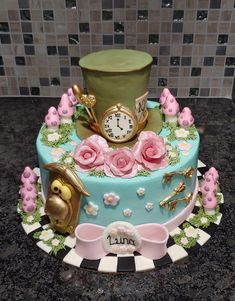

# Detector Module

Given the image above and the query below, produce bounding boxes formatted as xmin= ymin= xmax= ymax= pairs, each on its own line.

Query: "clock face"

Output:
xmin=101 ymin=105 xmax=137 ymax=143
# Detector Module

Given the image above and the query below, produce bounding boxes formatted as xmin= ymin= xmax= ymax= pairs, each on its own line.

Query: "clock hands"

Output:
xmin=116 ymin=118 xmax=123 ymax=131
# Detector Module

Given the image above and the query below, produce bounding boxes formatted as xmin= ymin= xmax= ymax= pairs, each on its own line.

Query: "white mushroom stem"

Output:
xmin=165 ymin=115 xmax=178 ymax=123
xmin=204 ymin=208 xmax=216 ymax=216
xmin=47 ymin=125 xmax=59 ymax=132
xmin=60 ymin=116 xmax=73 ymax=124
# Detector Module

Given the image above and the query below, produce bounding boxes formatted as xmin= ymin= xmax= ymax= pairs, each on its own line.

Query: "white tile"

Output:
xmin=195 ymin=200 xmax=201 ymax=207
xmin=98 ymin=256 xmax=118 ymax=273
xmin=63 ymin=249 xmax=83 ymax=268
xmin=42 ymin=224 xmax=51 ymax=229
xmin=214 ymin=213 xmax=222 ymax=225
xmin=117 ymin=253 xmax=134 ymax=257
xmin=167 ymin=244 xmax=188 ymax=262
xmin=33 ymin=167 xmax=40 ymax=177
xmin=198 ymin=160 xmax=206 ymax=168
xmin=217 ymin=193 xmax=224 ymax=204
xmin=197 ymin=170 xmax=202 ymax=177
xmin=64 ymin=236 xmax=76 ymax=248
xmin=134 ymin=256 xmax=155 ymax=272
xmin=197 ymin=228 xmax=211 ymax=246
xmin=169 ymin=227 xmax=182 ymax=236
xmin=21 ymin=222 xmax=41 ymax=234
xmin=187 ymin=213 xmax=195 ymax=222
xmin=36 ymin=241 xmax=52 ymax=254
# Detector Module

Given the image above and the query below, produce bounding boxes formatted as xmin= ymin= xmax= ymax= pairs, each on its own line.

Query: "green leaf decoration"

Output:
xmin=33 ymin=230 xmax=66 ymax=256
xmin=73 ymin=106 xmax=87 ymax=120
xmin=173 ymin=223 xmax=200 ymax=249
xmin=89 ymin=170 xmax=106 ymax=177
xmin=59 ymin=151 xmax=76 ymax=170
xmin=19 ymin=193 xmax=44 ymax=225
xmin=40 ymin=123 xmax=75 ymax=147
xmin=137 ymin=169 xmax=151 ymax=177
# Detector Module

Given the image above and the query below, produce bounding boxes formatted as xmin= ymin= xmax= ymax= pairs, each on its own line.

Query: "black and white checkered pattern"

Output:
xmin=20 ymin=161 xmax=224 ymax=272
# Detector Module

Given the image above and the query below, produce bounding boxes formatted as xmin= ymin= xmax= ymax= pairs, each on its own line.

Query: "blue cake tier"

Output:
xmin=37 ymin=101 xmax=199 ymax=227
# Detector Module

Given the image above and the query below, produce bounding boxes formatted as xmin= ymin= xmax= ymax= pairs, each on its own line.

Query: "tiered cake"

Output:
xmin=19 ymin=49 xmax=220 ymax=263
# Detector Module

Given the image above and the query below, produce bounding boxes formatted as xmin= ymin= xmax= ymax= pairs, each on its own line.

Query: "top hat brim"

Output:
xmin=75 ymin=107 xmax=162 ymax=148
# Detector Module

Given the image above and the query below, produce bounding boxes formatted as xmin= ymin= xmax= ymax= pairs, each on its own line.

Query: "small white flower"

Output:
xmin=123 ymin=208 xmax=132 ymax=217
xmin=51 ymin=238 xmax=60 ymax=246
xmin=47 ymin=132 xmax=61 ymax=142
xmin=64 ymin=157 xmax=73 ymax=164
xmin=103 ymin=192 xmax=120 ymax=206
xmin=180 ymin=237 xmax=189 ymax=245
xmin=39 ymin=229 xmax=54 ymax=241
xmin=84 ymin=201 xmax=99 ymax=216
xmin=178 ymin=141 xmax=192 ymax=152
xmin=69 ymin=140 xmax=77 ymax=146
xmin=200 ymin=217 xmax=208 ymax=224
xmin=50 ymin=148 xmax=64 ymax=158
xmin=175 ymin=128 xmax=189 ymax=139
xmin=184 ymin=226 xmax=198 ymax=238
xmin=166 ymin=144 xmax=173 ymax=151
xmin=145 ymin=202 xmax=154 ymax=212
xmin=137 ymin=187 xmax=145 ymax=197
xmin=169 ymin=150 xmax=177 ymax=158
xmin=26 ymin=216 xmax=34 ymax=223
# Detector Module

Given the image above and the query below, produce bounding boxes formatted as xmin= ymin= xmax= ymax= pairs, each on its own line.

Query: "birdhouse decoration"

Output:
xmin=72 ymin=49 xmax=162 ymax=144
xmin=43 ymin=163 xmax=89 ymax=235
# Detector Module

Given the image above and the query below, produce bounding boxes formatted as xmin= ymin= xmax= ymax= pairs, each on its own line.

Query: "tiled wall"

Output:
xmin=0 ymin=0 xmax=234 ymax=98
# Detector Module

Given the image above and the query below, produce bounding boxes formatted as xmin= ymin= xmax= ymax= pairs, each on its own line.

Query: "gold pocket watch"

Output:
xmin=100 ymin=103 xmax=138 ymax=143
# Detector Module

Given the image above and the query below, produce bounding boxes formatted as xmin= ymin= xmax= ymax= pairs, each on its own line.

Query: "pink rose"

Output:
xmin=73 ymin=135 xmax=109 ymax=172
xmin=104 ymin=147 xmax=138 ymax=178
xmin=132 ymin=131 xmax=168 ymax=171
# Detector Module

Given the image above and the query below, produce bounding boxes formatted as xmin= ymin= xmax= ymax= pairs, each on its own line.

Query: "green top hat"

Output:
xmin=79 ymin=49 xmax=153 ymax=121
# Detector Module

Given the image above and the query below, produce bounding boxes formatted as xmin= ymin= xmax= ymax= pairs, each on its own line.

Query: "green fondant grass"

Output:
xmin=164 ymin=123 xmax=197 ymax=141
xmin=137 ymin=170 xmax=151 ymax=176
xmin=33 ymin=231 xmax=66 ymax=256
xmin=40 ymin=123 xmax=75 ymax=147
xmin=59 ymin=151 xmax=76 ymax=170
xmin=89 ymin=170 xmax=106 ymax=177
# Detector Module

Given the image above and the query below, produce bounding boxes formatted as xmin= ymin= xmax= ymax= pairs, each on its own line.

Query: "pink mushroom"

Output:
xmin=178 ymin=107 xmax=194 ymax=128
xmin=162 ymin=95 xmax=180 ymax=123
xmin=21 ymin=166 xmax=38 ymax=184
xmin=45 ymin=106 xmax=61 ymax=132
xmin=67 ymin=87 xmax=78 ymax=106
xmin=200 ymin=174 xmax=217 ymax=195
xmin=203 ymin=192 xmax=217 ymax=215
xmin=20 ymin=182 xmax=38 ymax=200
xmin=57 ymin=93 xmax=75 ymax=124
xmin=159 ymin=88 xmax=171 ymax=106
xmin=204 ymin=167 xmax=219 ymax=183
xmin=22 ymin=199 xmax=37 ymax=214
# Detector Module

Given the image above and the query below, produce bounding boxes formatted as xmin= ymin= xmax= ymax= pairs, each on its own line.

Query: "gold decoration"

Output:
xmin=162 ymin=167 xmax=194 ymax=184
xmin=100 ymin=103 xmax=138 ymax=143
xmin=167 ymin=192 xmax=193 ymax=211
xmin=43 ymin=163 xmax=89 ymax=235
xmin=159 ymin=182 xmax=186 ymax=208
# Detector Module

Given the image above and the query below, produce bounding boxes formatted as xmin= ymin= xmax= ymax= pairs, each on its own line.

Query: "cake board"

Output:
xmin=17 ymin=160 xmax=224 ymax=273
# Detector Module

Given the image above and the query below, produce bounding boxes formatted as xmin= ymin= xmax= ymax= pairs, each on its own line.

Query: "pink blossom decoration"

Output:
xmin=73 ymin=135 xmax=109 ymax=172
xmin=104 ymin=147 xmax=138 ymax=178
xmin=132 ymin=131 xmax=168 ymax=171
